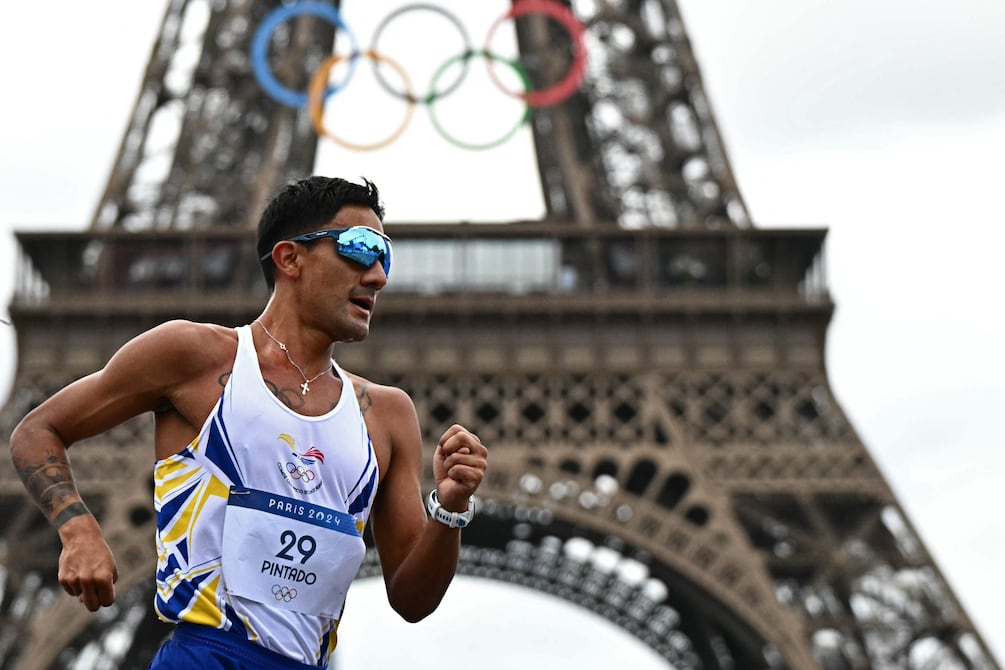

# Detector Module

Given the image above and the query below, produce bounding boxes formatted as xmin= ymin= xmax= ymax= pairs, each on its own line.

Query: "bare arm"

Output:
xmin=364 ymin=386 xmax=487 ymax=622
xmin=9 ymin=320 xmax=218 ymax=610
xmin=11 ymin=425 xmax=118 ymax=612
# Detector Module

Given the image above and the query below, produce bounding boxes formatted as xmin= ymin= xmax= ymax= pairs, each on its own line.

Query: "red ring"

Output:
xmin=483 ymin=0 xmax=587 ymax=107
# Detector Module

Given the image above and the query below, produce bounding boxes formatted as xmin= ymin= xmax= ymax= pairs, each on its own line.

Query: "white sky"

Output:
xmin=1 ymin=0 xmax=1003 ymax=667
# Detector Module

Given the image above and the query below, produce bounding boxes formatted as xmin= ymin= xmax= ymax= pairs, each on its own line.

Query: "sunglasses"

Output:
xmin=262 ymin=226 xmax=392 ymax=277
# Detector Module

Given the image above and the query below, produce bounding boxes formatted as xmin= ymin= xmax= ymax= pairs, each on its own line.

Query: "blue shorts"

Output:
xmin=147 ymin=623 xmax=322 ymax=670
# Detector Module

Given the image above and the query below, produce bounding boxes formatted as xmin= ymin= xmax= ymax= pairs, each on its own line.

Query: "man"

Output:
xmin=9 ymin=176 xmax=488 ymax=669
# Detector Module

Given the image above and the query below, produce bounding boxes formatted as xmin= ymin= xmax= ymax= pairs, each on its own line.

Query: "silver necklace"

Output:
xmin=254 ymin=319 xmax=333 ymax=395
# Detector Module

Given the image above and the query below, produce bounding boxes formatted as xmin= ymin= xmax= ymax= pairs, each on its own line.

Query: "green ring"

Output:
xmin=426 ymin=49 xmax=532 ymax=151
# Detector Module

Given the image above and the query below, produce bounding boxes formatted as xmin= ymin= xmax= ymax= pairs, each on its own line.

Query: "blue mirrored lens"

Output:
xmin=336 ymin=227 xmax=392 ymax=277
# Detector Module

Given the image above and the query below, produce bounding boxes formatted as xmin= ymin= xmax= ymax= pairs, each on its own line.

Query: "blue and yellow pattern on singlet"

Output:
xmin=153 ymin=325 xmax=378 ymax=666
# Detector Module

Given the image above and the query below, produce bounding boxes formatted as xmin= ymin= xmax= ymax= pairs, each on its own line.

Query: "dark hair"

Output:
xmin=257 ymin=176 xmax=385 ymax=289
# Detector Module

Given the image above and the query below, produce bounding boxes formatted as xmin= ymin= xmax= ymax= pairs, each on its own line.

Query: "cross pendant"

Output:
xmin=301 ymin=381 xmax=310 ymax=395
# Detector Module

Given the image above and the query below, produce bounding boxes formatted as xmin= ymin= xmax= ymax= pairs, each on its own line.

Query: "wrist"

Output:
xmin=435 ymin=489 xmax=469 ymax=513
xmin=426 ymin=490 xmax=476 ymax=529
xmin=55 ymin=503 xmax=96 ymax=537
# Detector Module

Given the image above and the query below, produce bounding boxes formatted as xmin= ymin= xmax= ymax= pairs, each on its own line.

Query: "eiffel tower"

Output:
xmin=0 ymin=1 xmax=998 ymax=668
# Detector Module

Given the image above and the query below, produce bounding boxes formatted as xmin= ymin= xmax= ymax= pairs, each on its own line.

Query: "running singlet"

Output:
xmin=153 ymin=325 xmax=378 ymax=666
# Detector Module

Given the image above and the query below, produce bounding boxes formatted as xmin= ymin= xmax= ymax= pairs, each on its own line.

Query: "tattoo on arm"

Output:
xmin=52 ymin=502 xmax=92 ymax=529
xmin=16 ymin=449 xmax=90 ymax=526
xmin=218 ymin=371 xmax=232 ymax=388
xmin=356 ymin=384 xmax=372 ymax=416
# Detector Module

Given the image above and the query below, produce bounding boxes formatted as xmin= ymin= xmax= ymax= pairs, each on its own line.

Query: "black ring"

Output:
xmin=369 ymin=3 xmax=473 ymax=104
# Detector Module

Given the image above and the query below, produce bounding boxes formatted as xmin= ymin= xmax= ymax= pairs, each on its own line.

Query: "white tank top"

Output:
xmin=153 ymin=324 xmax=378 ymax=666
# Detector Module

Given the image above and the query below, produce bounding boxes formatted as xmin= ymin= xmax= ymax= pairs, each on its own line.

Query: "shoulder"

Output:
xmin=112 ymin=320 xmax=237 ymax=376
xmin=343 ymin=371 xmax=421 ymax=473
xmin=131 ymin=319 xmax=235 ymax=352
xmin=344 ymin=371 xmax=415 ymax=417
xmin=145 ymin=319 xmax=236 ymax=344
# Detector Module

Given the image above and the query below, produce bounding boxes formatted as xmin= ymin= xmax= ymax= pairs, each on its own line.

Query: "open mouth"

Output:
xmin=350 ymin=296 xmax=374 ymax=312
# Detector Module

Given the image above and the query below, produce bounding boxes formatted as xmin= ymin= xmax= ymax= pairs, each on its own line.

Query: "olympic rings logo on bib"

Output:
xmin=272 ymin=584 xmax=299 ymax=602
xmin=250 ymin=1 xmax=588 ymax=151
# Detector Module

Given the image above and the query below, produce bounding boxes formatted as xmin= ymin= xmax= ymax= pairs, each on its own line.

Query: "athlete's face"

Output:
xmin=299 ymin=205 xmax=388 ymax=343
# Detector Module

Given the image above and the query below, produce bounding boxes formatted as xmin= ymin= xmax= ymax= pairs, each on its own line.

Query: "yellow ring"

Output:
xmin=308 ymin=50 xmax=416 ymax=152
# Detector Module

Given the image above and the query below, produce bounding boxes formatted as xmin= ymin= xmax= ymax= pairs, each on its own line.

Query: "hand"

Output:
xmin=57 ymin=515 xmax=119 ymax=611
xmin=432 ymin=424 xmax=487 ymax=512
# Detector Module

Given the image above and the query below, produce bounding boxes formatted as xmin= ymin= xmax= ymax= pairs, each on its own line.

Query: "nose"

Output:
xmin=362 ymin=259 xmax=388 ymax=289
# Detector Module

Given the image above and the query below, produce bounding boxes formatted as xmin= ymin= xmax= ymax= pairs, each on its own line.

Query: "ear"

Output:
xmin=271 ymin=241 xmax=302 ymax=282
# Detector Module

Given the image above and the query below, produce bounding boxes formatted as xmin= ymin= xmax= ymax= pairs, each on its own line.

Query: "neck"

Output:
xmin=252 ymin=319 xmax=335 ymax=395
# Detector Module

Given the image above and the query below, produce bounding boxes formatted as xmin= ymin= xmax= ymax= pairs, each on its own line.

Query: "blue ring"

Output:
xmin=251 ymin=2 xmax=359 ymax=109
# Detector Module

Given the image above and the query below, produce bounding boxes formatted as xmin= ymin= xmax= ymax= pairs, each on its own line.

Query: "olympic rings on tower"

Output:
xmin=249 ymin=1 xmax=588 ymax=151
xmin=251 ymin=2 xmax=359 ymax=109
xmin=370 ymin=3 xmax=474 ymax=105
xmin=427 ymin=50 xmax=533 ymax=151
xmin=484 ymin=0 xmax=586 ymax=108
xmin=308 ymin=50 xmax=418 ymax=152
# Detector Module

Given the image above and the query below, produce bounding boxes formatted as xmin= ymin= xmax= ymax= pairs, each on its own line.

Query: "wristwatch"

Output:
xmin=426 ymin=490 xmax=476 ymax=529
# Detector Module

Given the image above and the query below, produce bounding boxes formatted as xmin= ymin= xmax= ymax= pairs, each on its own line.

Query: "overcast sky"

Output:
xmin=1 ymin=1 xmax=1003 ymax=667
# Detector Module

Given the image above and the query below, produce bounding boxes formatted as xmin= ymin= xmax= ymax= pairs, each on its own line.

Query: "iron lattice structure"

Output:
xmin=0 ymin=1 xmax=998 ymax=668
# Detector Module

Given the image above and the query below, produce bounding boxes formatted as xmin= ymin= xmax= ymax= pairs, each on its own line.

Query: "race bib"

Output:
xmin=222 ymin=487 xmax=365 ymax=617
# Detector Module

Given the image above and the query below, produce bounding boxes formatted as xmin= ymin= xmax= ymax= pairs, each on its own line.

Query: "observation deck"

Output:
xmin=6 ymin=222 xmax=832 ymax=436
xmin=10 ymin=222 xmax=829 ymax=319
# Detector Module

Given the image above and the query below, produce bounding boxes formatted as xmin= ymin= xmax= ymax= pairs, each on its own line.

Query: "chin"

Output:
xmin=343 ymin=324 xmax=370 ymax=343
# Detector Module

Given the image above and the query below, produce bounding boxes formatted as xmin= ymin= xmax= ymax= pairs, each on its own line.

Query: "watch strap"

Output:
xmin=426 ymin=490 xmax=475 ymax=529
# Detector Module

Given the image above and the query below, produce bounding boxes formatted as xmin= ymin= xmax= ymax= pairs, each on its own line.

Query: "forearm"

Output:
xmin=10 ymin=423 xmax=91 ymax=529
xmin=384 ymin=520 xmax=462 ymax=622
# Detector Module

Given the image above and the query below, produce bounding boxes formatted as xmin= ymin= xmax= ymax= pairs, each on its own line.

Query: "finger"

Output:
xmin=439 ymin=431 xmax=484 ymax=457
xmin=59 ymin=569 xmax=80 ymax=596
xmin=438 ymin=424 xmax=481 ymax=450
xmin=95 ymin=578 xmax=116 ymax=607
xmin=450 ymin=447 xmax=485 ymax=467
xmin=437 ymin=424 xmax=465 ymax=446
xmin=61 ymin=580 xmax=80 ymax=598
xmin=443 ymin=451 xmax=486 ymax=471
xmin=437 ymin=444 xmax=471 ymax=459
xmin=79 ymin=584 xmax=101 ymax=612
xmin=446 ymin=464 xmax=485 ymax=489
